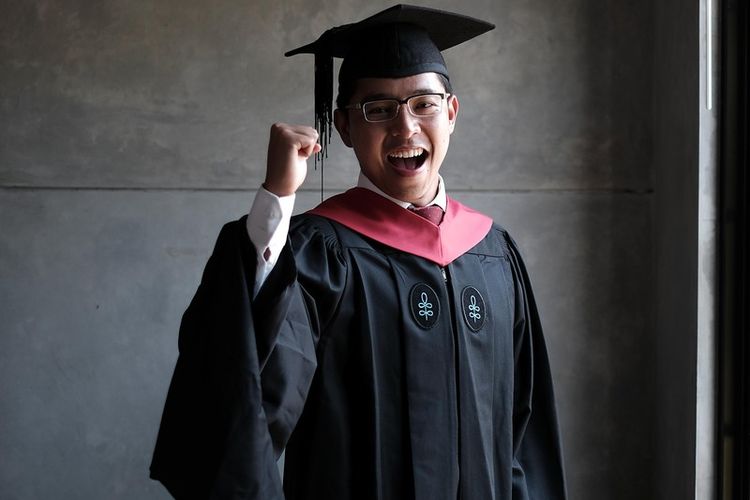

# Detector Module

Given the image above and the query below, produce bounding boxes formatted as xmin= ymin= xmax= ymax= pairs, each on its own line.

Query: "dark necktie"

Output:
xmin=410 ymin=204 xmax=444 ymax=225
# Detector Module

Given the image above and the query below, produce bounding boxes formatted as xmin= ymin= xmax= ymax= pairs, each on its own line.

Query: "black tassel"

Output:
xmin=314 ymin=53 xmax=333 ymax=200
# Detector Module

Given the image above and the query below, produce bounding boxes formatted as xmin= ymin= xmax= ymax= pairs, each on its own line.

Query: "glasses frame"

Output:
xmin=344 ymin=92 xmax=452 ymax=123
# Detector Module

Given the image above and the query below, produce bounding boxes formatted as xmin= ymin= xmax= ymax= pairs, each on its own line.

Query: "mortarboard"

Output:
xmin=284 ymin=4 xmax=494 ymax=171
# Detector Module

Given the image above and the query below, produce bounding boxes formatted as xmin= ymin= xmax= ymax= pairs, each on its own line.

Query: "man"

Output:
xmin=151 ymin=5 xmax=567 ymax=499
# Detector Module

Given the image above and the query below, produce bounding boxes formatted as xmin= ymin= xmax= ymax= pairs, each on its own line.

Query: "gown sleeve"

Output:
xmin=150 ymin=216 xmax=343 ymax=499
xmin=505 ymin=233 xmax=568 ymax=500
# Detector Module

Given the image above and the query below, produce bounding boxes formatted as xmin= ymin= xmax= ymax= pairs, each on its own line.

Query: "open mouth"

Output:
xmin=387 ymin=148 xmax=428 ymax=170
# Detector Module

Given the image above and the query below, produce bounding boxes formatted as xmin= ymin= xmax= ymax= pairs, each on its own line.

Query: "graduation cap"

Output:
xmin=285 ymin=4 xmax=495 ymax=171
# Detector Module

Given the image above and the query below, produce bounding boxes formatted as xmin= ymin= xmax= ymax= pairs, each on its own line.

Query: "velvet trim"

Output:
xmin=308 ymin=188 xmax=493 ymax=267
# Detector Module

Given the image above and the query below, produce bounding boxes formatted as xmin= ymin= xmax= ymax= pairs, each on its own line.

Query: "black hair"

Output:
xmin=336 ymin=73 xmax=454 ymax=110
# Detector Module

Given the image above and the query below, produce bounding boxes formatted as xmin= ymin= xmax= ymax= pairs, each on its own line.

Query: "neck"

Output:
xmin=356 ymin=173 xmax=447 ymax=210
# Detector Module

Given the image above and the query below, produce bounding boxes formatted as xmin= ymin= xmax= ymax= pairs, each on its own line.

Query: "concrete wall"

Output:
xmin=1 ymin=1 xmax=660 ymax=498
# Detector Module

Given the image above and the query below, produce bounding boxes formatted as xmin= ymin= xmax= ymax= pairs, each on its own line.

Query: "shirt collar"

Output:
xmin=356 ymin=172 xmax=447 ymax=211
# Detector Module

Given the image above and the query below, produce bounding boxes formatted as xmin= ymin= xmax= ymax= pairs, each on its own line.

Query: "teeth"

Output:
xmin=389 ymin=148 xmax=424 ymax=159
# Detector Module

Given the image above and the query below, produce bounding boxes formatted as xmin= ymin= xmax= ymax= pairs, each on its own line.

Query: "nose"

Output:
xmin=389 ymin=103 xmax=420 ymax=137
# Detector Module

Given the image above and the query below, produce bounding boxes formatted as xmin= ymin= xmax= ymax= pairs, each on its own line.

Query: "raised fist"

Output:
xmin=263 ymin=123 xmax=321 ymax=197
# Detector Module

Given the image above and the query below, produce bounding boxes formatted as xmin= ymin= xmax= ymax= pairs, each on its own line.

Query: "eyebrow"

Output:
xmin=360 ymin=88 xmax=443 ymax=101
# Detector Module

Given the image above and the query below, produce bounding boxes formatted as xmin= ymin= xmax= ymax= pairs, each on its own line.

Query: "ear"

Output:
xmin=334 ymin=109 xmax=353 ymax=148
xmin=447 ymin=94 xmax=459 ymax=134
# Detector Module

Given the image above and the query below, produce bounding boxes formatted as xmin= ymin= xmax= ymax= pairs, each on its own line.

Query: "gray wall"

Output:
xmin=1 ymin=0 xmax=668 ymax=498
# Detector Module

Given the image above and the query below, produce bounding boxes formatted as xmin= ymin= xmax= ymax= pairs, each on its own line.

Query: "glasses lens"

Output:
xmin=363 ymin=100 xmax=399 ymax=122
xmin=408 ymin=94 xmax=444 ymax=116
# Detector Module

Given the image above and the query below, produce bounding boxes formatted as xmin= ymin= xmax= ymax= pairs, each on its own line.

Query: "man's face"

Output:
xmin=334 ymin=72 xmax=459 ymax=206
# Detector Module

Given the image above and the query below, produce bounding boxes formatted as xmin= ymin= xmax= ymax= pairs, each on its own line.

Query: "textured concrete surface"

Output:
xmin=1 ymin=0 xmax=652 ymax=191
xmin=0 ymin=191 xmax=248 ymax=499
xmin=0 ymin=0 xmax=664 ymax=499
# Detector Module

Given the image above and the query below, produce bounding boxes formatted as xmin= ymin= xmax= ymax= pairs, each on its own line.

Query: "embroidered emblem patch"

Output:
xmin=461 ymin=286 xmax=486 ymax=332
xmin=409 ymin=283 xmax=440 ymax=329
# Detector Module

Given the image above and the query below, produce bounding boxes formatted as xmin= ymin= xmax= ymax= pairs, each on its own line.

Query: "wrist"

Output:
xmin=262 ymin=181 xmax=295 ymax=197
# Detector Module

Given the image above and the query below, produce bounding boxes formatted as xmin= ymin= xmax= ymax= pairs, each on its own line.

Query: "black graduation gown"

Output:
xmin=150 ymin=188 xmax=567 ymax=500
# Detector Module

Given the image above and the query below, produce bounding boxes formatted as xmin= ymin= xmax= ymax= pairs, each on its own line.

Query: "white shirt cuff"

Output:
xmin=246 ymin=186 xmax=295 ymax=294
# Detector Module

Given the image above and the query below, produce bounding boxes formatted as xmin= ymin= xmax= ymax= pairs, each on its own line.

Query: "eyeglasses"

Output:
xmin=345 ymin=93 xmax=451 ymax=123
